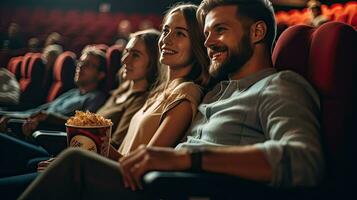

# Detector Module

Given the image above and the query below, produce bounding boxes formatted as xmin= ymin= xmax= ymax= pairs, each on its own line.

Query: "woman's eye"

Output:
xmin=132 ymin=53 xmax=140 ymax=58
xmin=176 ymin=31 xmax=186 ymax=37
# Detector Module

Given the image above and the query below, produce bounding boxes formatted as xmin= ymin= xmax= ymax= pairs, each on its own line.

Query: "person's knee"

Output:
xmin=58 ymin=148 xmax=88 ymax=163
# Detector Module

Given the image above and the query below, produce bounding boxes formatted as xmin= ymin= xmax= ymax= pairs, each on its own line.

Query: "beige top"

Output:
xmin=118 ymin=78 xmax=203 ymax=155
xmin=96 ymin=81 xmax=148 ymax=148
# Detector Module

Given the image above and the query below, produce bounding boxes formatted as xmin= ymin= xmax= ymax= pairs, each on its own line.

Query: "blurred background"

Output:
xmin=0 ymin=0 xmax=354 ymax=55
xmin=0 ymin=0 xmax=355 ymax=112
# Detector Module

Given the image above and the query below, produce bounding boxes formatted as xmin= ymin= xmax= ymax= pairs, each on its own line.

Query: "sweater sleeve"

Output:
xmin=254 ymin=71 xmax=324 ymax=187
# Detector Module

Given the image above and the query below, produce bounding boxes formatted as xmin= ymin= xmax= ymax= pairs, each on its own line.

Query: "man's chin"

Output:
xmin=209 ymin=61 xmax=227 ymax=80
xmin=75 ymin=81 xmax=87 ymax=87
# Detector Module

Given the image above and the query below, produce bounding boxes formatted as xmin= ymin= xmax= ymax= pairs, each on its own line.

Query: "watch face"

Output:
xmin=70 ymin=135 xmax=98 ymax=153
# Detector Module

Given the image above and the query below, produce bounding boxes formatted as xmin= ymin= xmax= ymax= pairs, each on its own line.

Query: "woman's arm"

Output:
xmin=148 ymin=100 xmax=193 ymax=147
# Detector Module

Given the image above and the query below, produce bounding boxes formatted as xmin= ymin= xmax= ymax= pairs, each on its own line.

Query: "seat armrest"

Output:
xmin=6 ymin=118 xmax=26 ymax=136
xmin=143 ymin=171 xmax=324 ymax=199
xmin=32 ymin=130 xmax=68 ymax=156
xmin=143 ymin=171 xmax=274 ymax=199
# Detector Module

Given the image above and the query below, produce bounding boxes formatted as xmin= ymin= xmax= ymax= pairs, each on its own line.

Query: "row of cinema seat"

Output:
xmin=0 ymin=7 xmax=162 ymax=54
xmin=6 ymin=51 xmax=76 ymax=109
xmin=5 ymin=44 xmax=122 ymax=109
xmin=1 ymin=2 xmax=355 ymax=67
xmin=275 ymin=1 xmax=357 ymax=28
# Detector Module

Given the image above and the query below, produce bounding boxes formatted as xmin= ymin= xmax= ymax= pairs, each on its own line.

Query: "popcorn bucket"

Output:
xmin=65 ymin=124 xmax=112 ymax=157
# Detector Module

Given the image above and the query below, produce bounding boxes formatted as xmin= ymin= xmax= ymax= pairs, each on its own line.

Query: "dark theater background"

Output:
xmin=0 ymin=0 xmax=355 ymax=56
xmin=0 ymin=0 xmax=356 ymax=199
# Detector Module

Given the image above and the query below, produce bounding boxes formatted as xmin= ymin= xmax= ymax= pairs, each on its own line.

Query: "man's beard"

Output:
xmin=209 ymin=34 xmax=253 ymax=82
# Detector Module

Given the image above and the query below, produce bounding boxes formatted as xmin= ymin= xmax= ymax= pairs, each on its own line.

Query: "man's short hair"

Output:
xmin=81 ymin=46 xmax=108 ymax=89
xmin=197 ymin=0 xmax=277 ymax=52
xmin=42 ymin=44 xmax=63 ymax=60
xmin=81 ymin=46 xmax=107 ymax=73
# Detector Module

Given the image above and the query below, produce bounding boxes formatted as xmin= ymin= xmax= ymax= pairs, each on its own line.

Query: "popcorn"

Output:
xmin=65 ymin=111 xmax=112 ymax=157
xmin=66 ymin=111 xmax=113 ymax=127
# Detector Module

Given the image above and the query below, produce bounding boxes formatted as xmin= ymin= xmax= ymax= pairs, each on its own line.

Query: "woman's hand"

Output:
xmin=118 ymin=145 xmax=190 ymax=191
xmin=37 ymin=157 xmax=56 ymax=172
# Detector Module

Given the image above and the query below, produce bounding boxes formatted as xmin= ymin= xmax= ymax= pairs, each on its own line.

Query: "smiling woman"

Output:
xmin=116 ymin=3 xmax=210 ymax=156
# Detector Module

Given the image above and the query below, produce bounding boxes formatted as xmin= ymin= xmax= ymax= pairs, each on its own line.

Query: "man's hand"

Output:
xmin=22 ymin=119 xmax=40 ymax=136
xmin=30 ymin=111 xmax=49 ymax=121
xmin=22 ymin=112 xmax=48 ymax=136
xmin=119 ymin=145 xmax=190 ymax=191
xmin=0 ymin=117 xmax=9 ymax=132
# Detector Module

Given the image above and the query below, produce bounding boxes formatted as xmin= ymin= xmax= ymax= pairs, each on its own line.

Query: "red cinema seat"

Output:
xmin=18 ymin=53 xmax=46 ymax=107
xmin=350 ymin=12 xmax=357 ymax=28
xmin=273 ymin=21 xmax=357 ymax=193
xmin=46 ymin=51 xmax=76 ymax=102
xmin=20 ymin=53 xmax=33 ymax=80
xmin=7 ymin=56 xmax=23 ymax=80
xmin=105 ymin=45 xmax=123 ymax=91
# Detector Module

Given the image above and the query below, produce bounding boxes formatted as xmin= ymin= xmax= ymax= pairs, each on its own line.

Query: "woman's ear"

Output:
xmin=250 ymin=20 xmax=267 ymax=44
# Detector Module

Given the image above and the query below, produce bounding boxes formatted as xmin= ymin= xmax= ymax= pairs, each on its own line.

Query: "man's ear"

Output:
xmin=250 ymin=20 xmax=267 ymax=44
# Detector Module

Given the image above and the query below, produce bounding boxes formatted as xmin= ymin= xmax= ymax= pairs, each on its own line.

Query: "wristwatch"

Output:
xmin=189 ymin=149 xmax=204 ymax=172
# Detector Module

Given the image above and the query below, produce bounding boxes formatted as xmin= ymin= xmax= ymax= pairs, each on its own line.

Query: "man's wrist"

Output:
xmin=187 ymin=148 xmax=206 ymax=172
xmin=175 ymin=150 xmax=191 ymax=170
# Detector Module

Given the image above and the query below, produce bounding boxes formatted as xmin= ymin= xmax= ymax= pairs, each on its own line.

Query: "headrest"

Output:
xmin=273 ymin=22 xmax=356 ymax=97
xmin=21 ymin=53 xmax=33 ymax=78
xmin=53 ymin=51 xmax=76 ymax=81
xmin=27 ymin=53 xmax=43 ymax=78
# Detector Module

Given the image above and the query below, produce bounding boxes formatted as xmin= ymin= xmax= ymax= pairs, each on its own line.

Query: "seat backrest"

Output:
xmin=46 ymin=51 xmax=76 ymax=102
xmin=7 ymin=56 xmax=23 ymax=80
xmin=20 ymin=53 xmax=33 ymax=80
xmin=350 ymin=12 xmax=357 ymax=28
xmin=18 ymin=53 xmax=46 ymax=106
xmin=105 ymin=45 xmax=123 ymax=91
xmin=272 ymin=21 xmax=357 ymax=189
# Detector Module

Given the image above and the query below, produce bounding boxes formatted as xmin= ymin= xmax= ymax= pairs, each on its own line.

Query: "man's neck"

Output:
xmin=78 ymin=84 xmax=98 ymax=94
xmin=229 ymin=48 xmax=273 ymax=80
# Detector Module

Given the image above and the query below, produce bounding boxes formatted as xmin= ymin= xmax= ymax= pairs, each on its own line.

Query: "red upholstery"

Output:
xmin=18 ymin=53 xmax=46 ymax=106
xmin=7 ymin=56 xmax=23 ymax=80
xmin=273 ymin=21 xmax=357 ymax=189
xmin=350 ymin=12 xmax=357 ymax=28
xmin=105 ymin=45 xmax=123 ymax=91
xmin=20 ymin=53 xmax=33 ymax=80
xmin=336 ymin=13 xmax=349 ymax=23
xmin=46 ymin=51 xmax=76 ymax=102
